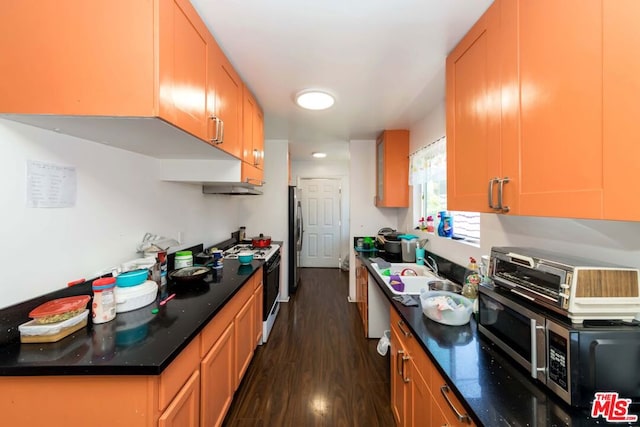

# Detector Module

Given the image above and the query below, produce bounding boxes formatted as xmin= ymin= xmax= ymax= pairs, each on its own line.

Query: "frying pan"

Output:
xmin=169 ymin=266 xmax=211 ymax=282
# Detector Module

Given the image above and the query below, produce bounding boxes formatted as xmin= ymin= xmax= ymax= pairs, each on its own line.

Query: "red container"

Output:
xmin=29 ymin=295 xmax=91 ymax=324
xmin=251 ymin=233 xmax=272 ymax=247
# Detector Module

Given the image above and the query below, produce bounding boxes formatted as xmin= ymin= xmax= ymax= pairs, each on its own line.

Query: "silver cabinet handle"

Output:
xmin=253 ymin=148 xmax=261 ymax=166
xmin=397 ymin=320 xmax=411 ymax=338
xmin=397 ymin=349 xmax=405 ymax=376
xmin=219 ymin=118 xmax=225 ymax=144
xmin=440 ymin=385 xmax=471 ymax=424
xmin=401 ymin=354 xmax=410 ymax=383
xmin=529 ymin=319 xmax=546 ymax=379
xmin=488 ymin=178 xmax=499 ymax=210
xmin=209 ymin=115 xmax=219 ymax=143
xmin=498 ymin=177 xmax=510 ymax=212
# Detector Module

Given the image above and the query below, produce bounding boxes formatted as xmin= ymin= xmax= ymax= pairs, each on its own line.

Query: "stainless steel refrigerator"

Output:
xmin=288 ymin=186 xmax=303 ymax=293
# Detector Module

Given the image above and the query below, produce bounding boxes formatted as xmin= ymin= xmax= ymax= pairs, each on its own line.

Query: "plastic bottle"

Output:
xmin=462 ymin=257 xmax=480 ymax=300
xmin=175 ymin=251 xmax=193 ymax=269
xmin=92 ymin=277 xmax=116 ymax=324
xmin=426 ymin=215 xmax=435 ymax=233
xmin=437 ymin=211 xmax=453 ymax=237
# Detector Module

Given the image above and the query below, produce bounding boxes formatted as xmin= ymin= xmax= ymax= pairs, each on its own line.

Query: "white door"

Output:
xmin=299 ymin=178 xmax=341 ymax=268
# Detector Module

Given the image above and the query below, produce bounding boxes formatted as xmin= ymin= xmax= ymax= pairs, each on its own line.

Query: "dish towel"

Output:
xmin=369 ymin=257 xmax=391 ymax=269
xmin=389 ymin=274 xmax=405 ymax=293
xmin=392 ymin=295 xmax=419 ymax=307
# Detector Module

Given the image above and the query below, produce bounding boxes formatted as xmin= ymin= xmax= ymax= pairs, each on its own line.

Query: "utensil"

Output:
xmin=160 ymin=293 xmax=176 ymax=306
xmin=251 ymin=233 xmax=272 ymax=247
xmin=169 ymin=266 xmax=211 ymax=282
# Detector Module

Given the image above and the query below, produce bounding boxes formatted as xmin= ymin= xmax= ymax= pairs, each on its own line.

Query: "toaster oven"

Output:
xmin=488 ymin=247 xmax=640 ymax=323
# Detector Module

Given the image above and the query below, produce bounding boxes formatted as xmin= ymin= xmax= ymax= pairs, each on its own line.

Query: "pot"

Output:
xmin=384 ymin=240 xmax=402 ymax=254
xmin=251 ymin=233 xmax=272 ymax=248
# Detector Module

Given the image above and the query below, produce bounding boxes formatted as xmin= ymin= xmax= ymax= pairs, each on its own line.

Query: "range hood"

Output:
xmin=159 ymin=159 xmax=262 ymax=195
xmin=202 ymin=183 xmax=262 ymax=195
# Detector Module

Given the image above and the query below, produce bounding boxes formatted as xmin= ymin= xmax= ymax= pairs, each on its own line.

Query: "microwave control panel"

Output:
xmin=548 ymin=330 xmax=569 ymax=391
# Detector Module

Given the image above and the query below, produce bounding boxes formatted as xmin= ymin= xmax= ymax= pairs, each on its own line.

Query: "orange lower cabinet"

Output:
xmin=201 ymin=322 xmax=235 ymax=427
xmin=159 ymin=370 xmax=200 ymax=427
xmin=234 ymin=293 xmax=256 ymax=388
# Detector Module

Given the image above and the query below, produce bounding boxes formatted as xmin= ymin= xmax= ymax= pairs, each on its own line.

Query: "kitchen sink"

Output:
xmin=370 ymin=262 xmax=443 ymax=295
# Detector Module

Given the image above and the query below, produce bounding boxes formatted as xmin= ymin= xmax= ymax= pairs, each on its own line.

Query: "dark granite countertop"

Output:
xmin=0 ymin=259 xmax=263 ymax=376
xmin=358 ymin=254 xmax=638 ymax=427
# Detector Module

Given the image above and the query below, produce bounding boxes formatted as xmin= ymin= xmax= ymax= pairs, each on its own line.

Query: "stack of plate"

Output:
xmin=115 ymin=270 xmax=158 ymax=313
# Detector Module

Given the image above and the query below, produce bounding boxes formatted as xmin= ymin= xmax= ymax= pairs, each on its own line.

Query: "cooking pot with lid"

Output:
xmin=251 ymin=233 xmax=272 ymax=248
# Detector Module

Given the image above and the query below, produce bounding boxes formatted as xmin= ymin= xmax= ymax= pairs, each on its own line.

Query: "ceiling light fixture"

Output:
xmin=295 ymin=90 xmax=335 ymax=110
xmin=312 ymin=152 xmax=327 ymax=158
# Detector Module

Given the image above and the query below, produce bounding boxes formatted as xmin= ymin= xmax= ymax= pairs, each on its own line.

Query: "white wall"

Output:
xmin=0 ymin=119 xmax=246 ymax=309
xmin=238 ymin=139 xmax=290 ymax=300
xmin=348 ymin=139 xmax=405 ymax=299
xmin=400 ymin=103 xmax=640 ymax=270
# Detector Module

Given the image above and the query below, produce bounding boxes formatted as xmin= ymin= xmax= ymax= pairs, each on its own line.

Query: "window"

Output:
xmin=409 ymin=137 xmax=480 ymax=243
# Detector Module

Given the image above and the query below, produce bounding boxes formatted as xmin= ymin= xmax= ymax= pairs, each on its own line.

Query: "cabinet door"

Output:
xmin=603 ymin=0 xmax=640 ymax=220
xmin=159 ymin=370 xmax=200 ymax=427
xmin=211 ymin=44 xmax=243 ymax=159
xmin=446 ymin=1 xmax=502 ymax=213
xmin=201 ymin=323 xmax=234 ymax=427
xmin=241 ymin=161 xmax=264 ymax=186
xmin=158 ymin=0 xmax=209 ymax=141
xmin=254 ymin=279 xmax=264 ymax=346
xmin=516 ymin=0 xmax=603 ymax=218
xmin=242 ymin=87 xmax=256 ymax=164
xmin=254 ymin=107 xmax=265 ymax=170
xmin=375 ymin=130 xmax=410 ymax=207
xmin=409 ymin=363 xmax=429 ymax=427
xmin=234 ymin=294 xmax=255 ymax=388
xmin=390 ymin=324 xmax=408 ymax=427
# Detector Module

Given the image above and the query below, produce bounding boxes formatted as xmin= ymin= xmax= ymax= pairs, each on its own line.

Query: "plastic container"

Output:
xmin=416 ymin=248 xmax=426 ymax=265
xmin=426 ymin=215 xmax=435 ymax=232
xmin=115 ymin=269 xmax=148 ymax=288
xmin=420 ymin=289 xmax=473 ymax=326
xmin=29 ymin=295 xmax=91 ymax=324
xmin=115 ymin=280 xmax=158 ymax=313
xmin=175 ymin=251 xmax=193 ymax=269
xmin=92 ymin=277 xmax=117 ymax=324
xmin=238 ymin=251 xmax=254 ymax=265
xmin=20 ymin=309 xmax=89 ymax=337
xmin=400 ymin=237 xmax=417 ymax=262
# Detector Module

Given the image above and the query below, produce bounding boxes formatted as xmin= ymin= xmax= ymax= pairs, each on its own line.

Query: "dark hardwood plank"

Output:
xmin=223 ymin=268 xmax=395 ymax=427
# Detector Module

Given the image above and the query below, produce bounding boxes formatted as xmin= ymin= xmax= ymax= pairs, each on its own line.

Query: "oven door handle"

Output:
xmin=530 ymin=319 xmax=546 ymax=379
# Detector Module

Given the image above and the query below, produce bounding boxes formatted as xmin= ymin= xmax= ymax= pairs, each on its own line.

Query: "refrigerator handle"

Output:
xmin=297 ymin=201 xmax=303 ymax=250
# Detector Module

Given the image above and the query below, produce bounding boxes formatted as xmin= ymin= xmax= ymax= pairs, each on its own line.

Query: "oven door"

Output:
xmin=478 ymin=287 xmax=547 ymax=384
xmin=264 ymin=252 xmax=281 ymax=320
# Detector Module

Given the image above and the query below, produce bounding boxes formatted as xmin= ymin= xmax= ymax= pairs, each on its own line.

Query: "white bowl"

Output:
xmin=420 ymin=290 xmax=473 ymax=326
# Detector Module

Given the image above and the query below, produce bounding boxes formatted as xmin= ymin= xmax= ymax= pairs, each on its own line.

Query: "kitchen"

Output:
xmin=2 ymin=0 xmax=640 ymax=426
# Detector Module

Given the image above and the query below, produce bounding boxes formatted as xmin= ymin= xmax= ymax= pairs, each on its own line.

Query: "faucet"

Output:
xmin=426 ymin=256 xmax=439 ymax=277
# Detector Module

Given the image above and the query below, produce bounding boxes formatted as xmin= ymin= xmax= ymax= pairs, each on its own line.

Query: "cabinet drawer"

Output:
xmin=200 ymin=277 xmax=254 ymax=356
xmin=431 ymin=367 xmax=474 ymax=426
xmin=159 ymin=336 xmax=201 ymax=411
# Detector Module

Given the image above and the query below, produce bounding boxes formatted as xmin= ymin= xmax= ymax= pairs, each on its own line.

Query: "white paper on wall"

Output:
xmin=26 ymin=160 xmax=77 ymax=208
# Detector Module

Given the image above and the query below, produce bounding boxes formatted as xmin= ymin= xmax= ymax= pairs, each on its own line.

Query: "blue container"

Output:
xmin=437 ymin=211 xmax=453 ymax=238
xmin=116 ymin=269 xmax=149 ymax=287
xmin=237 ymin=253 xmax=254 ymax=265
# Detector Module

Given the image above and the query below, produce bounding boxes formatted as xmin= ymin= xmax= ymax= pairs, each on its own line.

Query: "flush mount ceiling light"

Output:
xmin=312 ymin=152 xmax=327 ymax=158
xmin=295 ymin=90 xmax=335 ymax=110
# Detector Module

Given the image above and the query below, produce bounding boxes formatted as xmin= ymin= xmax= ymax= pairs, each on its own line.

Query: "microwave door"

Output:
xmin=478 ymin=290 xmax=547 ymax=384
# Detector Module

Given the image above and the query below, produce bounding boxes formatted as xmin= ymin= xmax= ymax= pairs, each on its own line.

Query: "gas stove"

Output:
xmin=223 ymin=243 xmax=280 ymax=261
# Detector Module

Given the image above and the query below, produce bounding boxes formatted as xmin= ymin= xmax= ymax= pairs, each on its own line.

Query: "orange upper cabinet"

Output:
xmin=447 ymin=0 xmax=623 ymax=220
xmin=0 ymin=0 xmax=249 ymax=160
xmin=208 ymin=39 xmax=244 ymax=159
xmin=446 ymin=1 xmax=502 ymax=213
xmin=603 ymin=0 xmax=640 ymax=221
xmin=376 ymin=130 xmax=410 ymax=208
xmin=242 ymin=86 xmax=265 ymax=170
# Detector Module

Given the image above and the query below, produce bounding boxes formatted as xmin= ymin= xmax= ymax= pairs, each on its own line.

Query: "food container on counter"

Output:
xmin=115 ymin=269 xmax=149 ymax=287
xmin=92 ymin=277 xmax=117 ymax=324
xmin=174 ymin=251 xmax=193 ymax=269
xmin=28 ymin=295 xmax=91 ymax=324
xmin=19 ymin=309 xmax=89 ymax=343
xmin=420 ymin=290 xmax=473 ymax=326
xmin=238 ymin=251 xmax=254 ymax=265
xmin=115 ymin=280 xmax=158 ymax=313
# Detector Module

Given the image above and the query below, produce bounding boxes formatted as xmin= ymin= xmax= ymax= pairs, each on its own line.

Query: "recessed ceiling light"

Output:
xmin=312 ymin=152 xmax=327 ymax=158
xmin=295 ymin=90 xmax=335 ymax=110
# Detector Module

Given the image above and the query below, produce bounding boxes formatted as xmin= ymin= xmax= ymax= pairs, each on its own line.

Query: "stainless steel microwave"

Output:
xmin=478 ymin=285 xmax=640 ymax=407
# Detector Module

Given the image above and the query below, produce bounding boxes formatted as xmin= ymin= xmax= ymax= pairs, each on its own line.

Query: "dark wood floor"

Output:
xmin=223 ymin=268 xmax=396 ymax=427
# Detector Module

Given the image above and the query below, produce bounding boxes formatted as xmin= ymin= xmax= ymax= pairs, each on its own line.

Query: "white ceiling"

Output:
xmin=190 ymin=0 xmax=493 ymax=161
